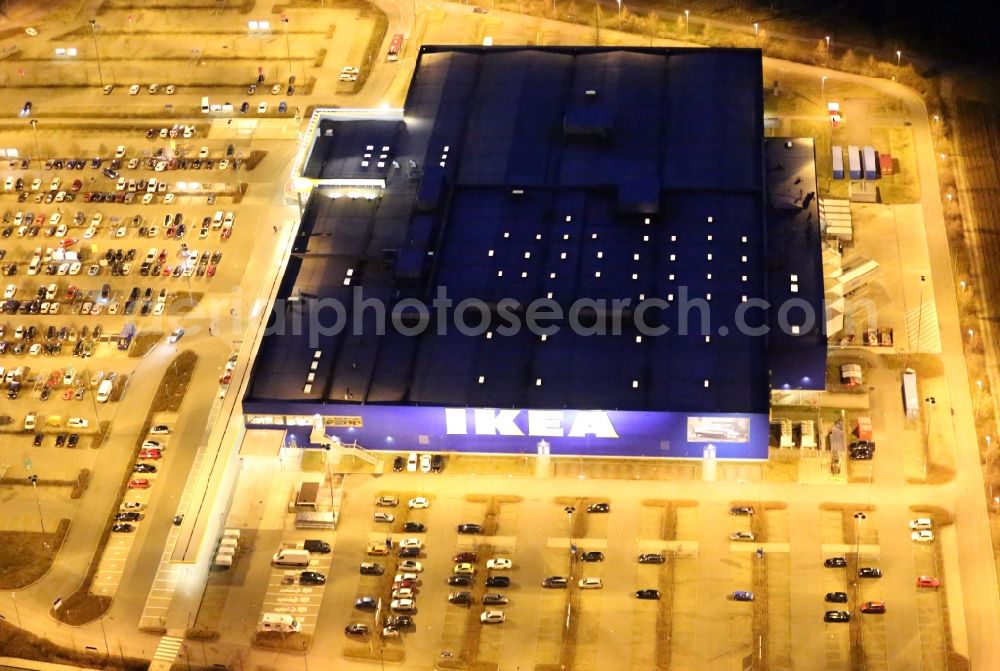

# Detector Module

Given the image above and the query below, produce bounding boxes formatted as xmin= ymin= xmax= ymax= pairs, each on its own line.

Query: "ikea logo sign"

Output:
xmin=444 ymin=408 xmax=620 ymax=439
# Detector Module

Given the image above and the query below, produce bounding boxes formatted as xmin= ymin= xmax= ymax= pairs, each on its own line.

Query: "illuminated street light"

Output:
xmin=684 ymin=9 xmax=689 ymax=34
xmin=89 ymin=19 xmax=104 ymax=87
xmin=616 ymin=0 xmax=621 ymax=16
xmin=821 ymin=75 xmax=828 ymax=99
xmin=895 ymin=50 xmax=902 ymax=79
xmin=753 ymin=22 xmax=758 ymax=38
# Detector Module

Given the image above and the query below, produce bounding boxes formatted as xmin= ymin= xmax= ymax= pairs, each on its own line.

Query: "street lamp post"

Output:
xmin=977 ymin=380 xmax=984 ymax=416
xmin=281 ymin=16 xmax=292 ymax=81
xmin=564 ymin=506 xmax=575 ymax=576
xmin=684 ymin=9 xmax=689 ymax=34
xmin=89 ymin=19 xmax=104 ymax=87
xmin=821 ymin=75 xmax=828 ymax=101
xmin=895 ymin=50 xmax=901 ymax=79
xmin=616 ymin=0 xmax=621 ymax=17
xmin=30 ymin=119 xmax=42 ymax=180
xmin=28 ymin=475 xmax=45 ymax=534
xmin=753 ymin=22 xmax=758 ymax=38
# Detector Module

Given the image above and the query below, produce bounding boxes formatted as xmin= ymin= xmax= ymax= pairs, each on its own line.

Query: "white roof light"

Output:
xmin=478 ymin=376 xmax=486 ymax=384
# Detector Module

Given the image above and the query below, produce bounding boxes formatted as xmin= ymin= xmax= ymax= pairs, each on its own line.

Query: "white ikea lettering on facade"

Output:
xmin=444 ymin=408 xmax=619 ymax=438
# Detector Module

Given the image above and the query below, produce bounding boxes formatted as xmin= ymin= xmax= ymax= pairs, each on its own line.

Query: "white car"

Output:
xmin=168 ymin=327 xmax=185 ymax=343
xmin=55 ymin=224 xmax=67 ymax=237
xmin=480 ymin=610 xmax=505 ymax=624
xmin=257 ymin=101 xmax=268 ymax=114
xmin=103 ymin=84 xmax=114 ymax=95
xmin=271 ymin=83 xmax=281 ymax=95
xmin=67 ymin=417 xmax=90 ymax=429
xmin=3 ymin=284 xmax=15 ymax=299
xmin=165 ymin=85 xmax=176 ymax=95
xmin=408 ymin=497 xmax=429 ymax=509
xmin=342 ymin=66 xmax=360 ymax=75
xmin=399 ymin=538 xmax=423 ymax=549
xmin=340 ymin=73 xmax=358 ymax=82
xmin=390 ymin=599 xmax=415 ymax=613
xmin=578 ymin=577 xmax=603 ymax=589
xmin=164 ymin=193 xmax=175 ymax=204
xmin=373 ymin=512 xmax=394 ymax=523
xmin=908 ymin=518 xmax=933 ymax=530
xmin=393 ymin=572 xmax=418 ymax=583
xmin=129 ymin=84 xmax=140 ymax=95
xmin=391 ymin=587 xmax=414 ymax=599
xmin=912 ymin=530 xmax=934 ymax=543
xmin=68 ymin=262 xmax=81 ymax=275
xmin=120 ymin=501 xmax=146 ymax=511
xmin=420 ymin=454 xmax=432 ymax=472
xmin=142 ymin=441 xmax=162 ymax=450
xmin=148 ymin=84 xmax=159 ymax=94
xmin=399 ymin=560 xmax=423 ymax=572
xmin=25 ymin=26 xmax=38 ymax=36
xmin=84 ymin=225 xmax=97 ymax=239
xmin=199 ymin=146 xmax=209 ymax=159
xmin=486 ymin=558 xmax=512 ymax=570
xmin=142 ymin=193 xmax=154 ymax=204
xmin=115 ymin=145 xmax=127 ymax=158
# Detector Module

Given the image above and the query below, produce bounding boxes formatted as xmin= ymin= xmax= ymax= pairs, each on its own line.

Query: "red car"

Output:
xmin=62 ymin=388 xmax=74 ymax=400
xmin=392 ymin=579 xmax=416 ymax=590
xmin=138 ymin=449 xmax=162 ymax=460
xmin=206 ymin=264 xmax=216 ymax=277
xmin=916 ymin=576 xmax=940 ymax=588
xmin=59 ymin=238 xmax=78 ymax=249
xmin=219 ymin=371 xmax=232 ymax=385
xmin=71 ymin=179 xmax=82 ymax=192
xmin=65 ymin=285 xmax=77 ymax=300
xmin=162 ymin=264 xmax=172 ymax=276
xmin=860 ymin=601 xmax=886 ymax=614
xmin=453 ymin=552 xmax=478 ymax=563
xmin=220 ymin=225 xmax=232 ymax=240
xmin=127 ymin=478 xmax=150 ymax=489
xmin=83 ymin=192 xmax=93 ymax=202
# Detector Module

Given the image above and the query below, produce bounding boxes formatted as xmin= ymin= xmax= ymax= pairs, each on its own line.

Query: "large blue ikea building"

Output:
xmin=242 ymin=46 xmax=826 ymax=460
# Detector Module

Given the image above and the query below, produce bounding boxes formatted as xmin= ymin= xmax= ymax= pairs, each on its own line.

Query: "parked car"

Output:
xmin=732 ymin=591 xmax=755 ymax=602
xmin=860 ymin=601 xmax=886 ymax=614
xmin=457 ymin=523 xmax=483 ymax=534
xmin=825 ymin=592 xmax=849 ymax=603
xmin=578 ymin=577 xmax=603 ymax=589
xmin=299 ymin=571 xmax=326 ymax=585
xmin=480 ymin=610 xmax=505 ymax=624
xmin=376 ymin=495 xmax=399 ymax=507
xmin=824 ymin=557 xmax=847 ymax=568
xmin=542 ymin=576 xmax=568 ymax=588
xmin=359 ymin=562 xmax=384 ymax=576
xmin=635 ymin=589 xmax=661 ymax=600
xmin=911 ymin=530 xmax=935 ymax=542
xmin=857 ymin=567 xmax=882 ymax=578
xmin=917 ymin=576 xmax=940 ymax=588
xmin=448 ymin=591 xmax=473 ymax=606
xmin=482 ymin=593 xmax=508 ymax=605
xmin=111 ymin=523 xmax=135 ymax=533
xmin=403 ymin=521 xmax=426 ymax=532
xmin=581 ymin=551 xmax=605 ymax=562
xmin=730 ymin=506 xmax=754 ymax=515
xmin=486 ymin=558 xmax=512 ymax=570
xmin=408 ymin=497 xmax=429 ymax=509
xmin=824 ymin=610 xmax=850 ymax=623
xmin=638 ymin=553 xmax=665 ymax=564
xmin=729 ymin=531 xmax=755 ymax=541
xmin=344 ymin=623 xmax=369 ymax=636
xmin=586 ymin=502 xmax=610 ymax=513
xmin=485 ymin=575 xmax=510 ymax=588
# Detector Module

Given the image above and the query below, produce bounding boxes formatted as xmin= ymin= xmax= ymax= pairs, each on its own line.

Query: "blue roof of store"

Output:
xmin=245 ymin=46 xmax=826 ymax=416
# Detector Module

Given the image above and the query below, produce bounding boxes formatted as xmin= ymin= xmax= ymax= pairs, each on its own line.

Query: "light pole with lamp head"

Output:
xmin=29 ymin=119 xmax=41 ymax=180
xmin=616 ymin=0 xmax=621 ymax=16
xmin=281 ymin=16 xmax=292 ymax=81
xmin=895 ymin=50 xmax=901 ymax=79
xmin=564 ymin=506 xmax=575 ymax=576
xmin=684 ymin=9 xmax=689 ymax=34
xmin=821 ymin=75 xmax=828 ymax=101
xmin=89 ymin=20 xmax=104 ymax=87
xmin=27 ymin=475 xmax=45 ymax=534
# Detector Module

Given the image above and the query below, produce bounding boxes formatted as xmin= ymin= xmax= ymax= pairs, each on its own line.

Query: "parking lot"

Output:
xmin=212 ymin=466 xmax=958 ymax=671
